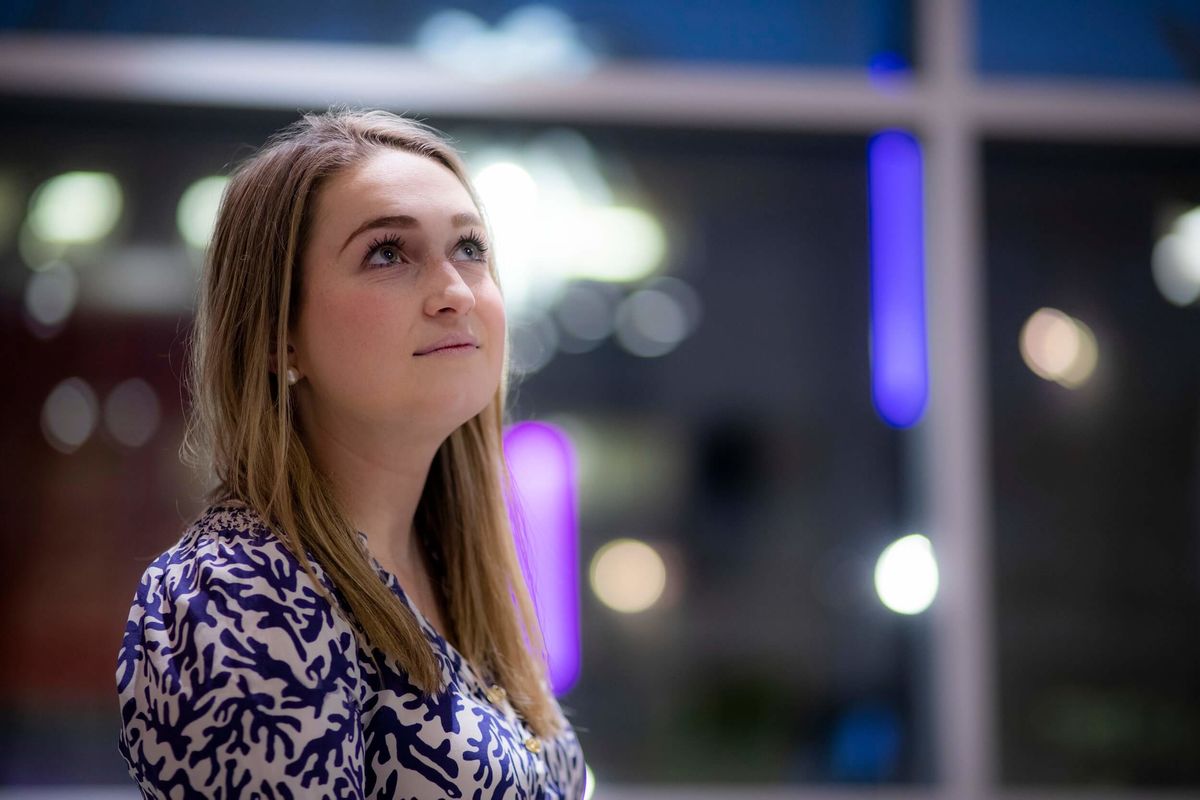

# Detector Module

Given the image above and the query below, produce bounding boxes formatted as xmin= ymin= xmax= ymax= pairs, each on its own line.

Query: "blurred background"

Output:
xmin=2 ymin=0 xmax=1199 ymax=797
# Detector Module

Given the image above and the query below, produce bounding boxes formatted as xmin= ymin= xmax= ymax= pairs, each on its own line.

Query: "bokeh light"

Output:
xmin=104 ymin=378 xmax=162 ymax=448
xmin=462 ymin=130 xmax=669 ymax=327
xmin=565 ymin=206 xmax=666 ymax=284
xmin=1151 ymin=206 xmax=1200 ymax=307
xmin=415 ymin=5 xmax=597 ymax=83
xmin=27 ymin=171 xmax=122 ymax=244
xmin=553 ymin=282 xmax=618 ymax=353
xmin=589 ymin=538 xmax=667 ymax=613
xmin=177 ymin=175 xmax=229 ymax=249
xmin=41 ymin=377 xmax=100 ymax=454
xmin=613 ymin=288 xmax=688 ymax=357
xmin=23 ymin=260 xmax=79 ymax=336
xmin=1019 ymin=307 xmax=1099 ymax=389
xmin=868 ymin=129 xmax=928 ymax=429
xmin=503 ymin=420 xmax=581 ymax=695
xmin=475 ymin=160 xmax=546 ymax=311
xmin=874 ymin=533 xmax=938 ymax=615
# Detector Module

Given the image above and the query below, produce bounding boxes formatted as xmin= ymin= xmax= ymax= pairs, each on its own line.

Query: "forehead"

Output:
xmin=313 ymin=148 xmax=476 ymax=233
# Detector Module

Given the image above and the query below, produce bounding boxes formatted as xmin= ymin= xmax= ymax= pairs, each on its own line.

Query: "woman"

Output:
xmin=116 ymin=107 xmax=586 ymax=798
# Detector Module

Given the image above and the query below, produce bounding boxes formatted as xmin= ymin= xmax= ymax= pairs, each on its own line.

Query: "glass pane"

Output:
xmin=985 ymin=140 xmax=1200 ymax=786
xmin=978 ymin=0 xmax=1200 ymax=84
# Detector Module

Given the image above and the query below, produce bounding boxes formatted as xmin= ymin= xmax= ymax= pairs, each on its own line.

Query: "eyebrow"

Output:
xmin=338 ymin=211 xmax=484 ymax=255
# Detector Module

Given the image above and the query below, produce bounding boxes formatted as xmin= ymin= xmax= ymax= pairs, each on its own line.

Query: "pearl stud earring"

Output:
xmin=286 ymin=368 xmax=299 ymax=386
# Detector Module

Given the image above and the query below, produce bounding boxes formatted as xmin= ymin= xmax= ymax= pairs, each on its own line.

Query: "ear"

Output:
xmin=268 ymin=342 xmax=297 ymax=375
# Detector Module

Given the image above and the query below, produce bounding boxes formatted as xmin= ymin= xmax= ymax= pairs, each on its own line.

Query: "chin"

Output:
xmin=426 ymin=386 xmax=496 ymax=430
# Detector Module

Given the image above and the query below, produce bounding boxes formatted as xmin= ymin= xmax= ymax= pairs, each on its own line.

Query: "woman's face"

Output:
xmin=289 ymin=148 xmax=506 ymax=446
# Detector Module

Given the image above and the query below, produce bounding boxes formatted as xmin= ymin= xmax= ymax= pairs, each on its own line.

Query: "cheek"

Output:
xmin=300 ymin=286 xmax=412 ymax=382
xmin=477 ymin=280 xmax=507 ymax=364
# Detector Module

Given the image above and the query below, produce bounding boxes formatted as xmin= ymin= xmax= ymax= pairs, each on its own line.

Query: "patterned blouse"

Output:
xmin=116 ymin=499 xmax=586 ymax=799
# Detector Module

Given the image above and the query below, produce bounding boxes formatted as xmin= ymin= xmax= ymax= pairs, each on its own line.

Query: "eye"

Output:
xmin=365 ymin=235 xmax=406 ymax=268
xmin=454 ymin=231 xmax=490 ymax=262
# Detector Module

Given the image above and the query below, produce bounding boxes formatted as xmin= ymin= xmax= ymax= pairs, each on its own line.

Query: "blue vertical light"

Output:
xmin=868 ymin=130 xmax=928 ymax=428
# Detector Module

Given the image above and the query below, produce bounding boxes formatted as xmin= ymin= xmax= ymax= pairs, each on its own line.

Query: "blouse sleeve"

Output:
xmin=116 ymin=527 xmax=365 ymax=799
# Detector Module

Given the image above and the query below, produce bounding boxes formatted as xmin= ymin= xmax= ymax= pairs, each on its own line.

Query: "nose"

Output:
xmin=422 ymin=259 xmax=476 ymax=317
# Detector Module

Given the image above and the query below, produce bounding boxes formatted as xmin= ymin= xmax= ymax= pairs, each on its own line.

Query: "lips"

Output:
xmin=414 ymin=333 xmax=480 ymax=356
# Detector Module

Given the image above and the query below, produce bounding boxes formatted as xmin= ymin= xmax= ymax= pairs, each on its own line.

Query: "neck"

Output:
xmin=297 ymin=403 xmax=446 ymax=579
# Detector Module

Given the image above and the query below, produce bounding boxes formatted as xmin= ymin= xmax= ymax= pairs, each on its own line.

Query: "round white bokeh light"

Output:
xmin=24 ymin=260 xmax=79 ymax=330
xmin=28 ymin=171 xmax=122 ymax=244
xmin=553 ymin=282 xmax=617 ymax=352
xmin=1151 ymin=206 xmax=1200 ymax=307
xmin=104 ymin=378 xmax=162 ymax=448
xmin=874 ymin=533 xmax=939 ymax=615
xmin=1019 ymin=307 xmax=1098 ymax=389
xmin=613 ymin=288 xmax=688 ymax=357
xmin=589 ymin=538 xmax=667 ymax=614
xmin=177 ymin=175 xmax=229 ymax=250
xmin=41 ymin=377 xmax=100 ymax=453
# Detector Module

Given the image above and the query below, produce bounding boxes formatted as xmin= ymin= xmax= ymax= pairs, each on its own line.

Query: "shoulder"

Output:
xmin=118 ymin=499 xmax=354 ymax=693
xmin=117 ymin=500 xmax=366 ymax=794
xmin=151 ymin=498 xmax=303 ymax=580
xmin=137 ymin=498 xmax=337 ymax=607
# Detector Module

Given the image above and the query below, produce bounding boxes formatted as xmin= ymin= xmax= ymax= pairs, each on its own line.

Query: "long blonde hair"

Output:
xmin=181 ymin=106 xmax=564 ymax=737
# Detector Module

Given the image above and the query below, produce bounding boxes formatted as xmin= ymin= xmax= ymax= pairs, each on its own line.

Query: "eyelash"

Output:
xmin=457 ymin=230 xmax=490 ymax=260
xmin=364 ymin=235 xmax=405 ymax=266
xmin=364 ymin=231 xmax=490 ymax=268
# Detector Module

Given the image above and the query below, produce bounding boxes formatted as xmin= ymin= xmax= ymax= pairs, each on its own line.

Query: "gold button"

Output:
xmin=524 ymin=736 xmax=542 ymax=753
xmin=485 ymin=684 xmax=507 ymax=705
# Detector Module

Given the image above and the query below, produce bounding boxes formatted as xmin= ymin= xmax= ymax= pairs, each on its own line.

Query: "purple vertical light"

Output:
xmin=868 ymin=129 xmax=929 ymax=428
xmin=503 ymin=420 xmax=581 ymax=695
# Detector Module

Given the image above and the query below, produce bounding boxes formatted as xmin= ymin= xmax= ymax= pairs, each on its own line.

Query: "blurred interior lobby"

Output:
xmin=1 ymin=0 xmax=1199 ymax=797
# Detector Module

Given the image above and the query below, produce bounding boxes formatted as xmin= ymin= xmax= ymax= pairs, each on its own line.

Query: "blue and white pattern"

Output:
xmin=116 ymin=499 xmax=586 ymax=799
